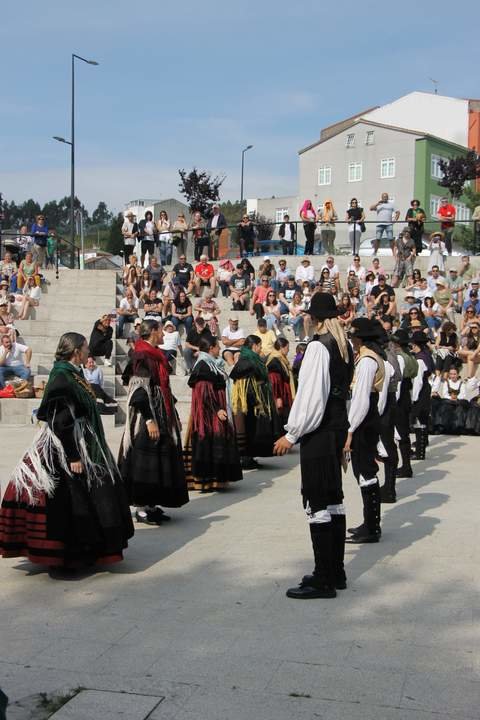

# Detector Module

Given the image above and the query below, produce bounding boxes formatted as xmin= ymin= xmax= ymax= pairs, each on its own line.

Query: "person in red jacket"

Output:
xmin=436 ymin=197 xmax=456 ymax=255
xmin=266 ymin=337 xmax=295 ymax=426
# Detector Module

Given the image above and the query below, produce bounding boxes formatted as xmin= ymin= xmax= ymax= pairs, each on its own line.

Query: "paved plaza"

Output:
xmin=0 ymin=424 xmax=479 ymax=719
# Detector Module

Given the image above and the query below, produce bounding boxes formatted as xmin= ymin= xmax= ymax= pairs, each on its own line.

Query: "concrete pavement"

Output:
xmin=0 ymin=424 xmax=479 ymax=719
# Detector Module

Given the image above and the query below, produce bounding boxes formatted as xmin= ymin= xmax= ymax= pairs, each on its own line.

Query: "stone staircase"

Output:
xmin=1 ymin=254 xmax=472 ymax=428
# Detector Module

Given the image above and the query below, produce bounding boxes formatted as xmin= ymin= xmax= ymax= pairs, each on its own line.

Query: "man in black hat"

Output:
xmin=345 ymin=318 xmax=386 ymax=543
xmin=391 ymin=329 xmax=418 ymax=478
xmin=274 ymin=293 xmax=354 ymax=599
xmin=410 ymin=331 xmax=435 ymax=460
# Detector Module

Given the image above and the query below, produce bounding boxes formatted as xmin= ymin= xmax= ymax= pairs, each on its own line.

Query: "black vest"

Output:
xmin=310 ymin=332 xmax=354 ymax=430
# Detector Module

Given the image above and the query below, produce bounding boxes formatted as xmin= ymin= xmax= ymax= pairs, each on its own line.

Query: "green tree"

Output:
xmin=105 ymin=213 xmax=125 ymax=255
xmin=178 ymin=167 xmax=225 ymax=215
xmin=439 ymin=151 xmax=480 ymax=199
xmin=91 ymin=201 xmax=112 ymax=226
xmin=220 ymin=200 xmax=245 ymax=225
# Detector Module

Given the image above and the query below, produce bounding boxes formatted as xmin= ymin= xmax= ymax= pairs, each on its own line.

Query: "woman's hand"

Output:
xmin=146 ymin=420 xmax=160 ymax=440
xmin=217 ymin=409 xmax=227 ymax=421
xmin=343 ymin=432 xmax=353 ymax=454
xmin=276 ymin=398 xmax=283 ymax=410
xmin=69 ymin=460 xmax=83 ymax=474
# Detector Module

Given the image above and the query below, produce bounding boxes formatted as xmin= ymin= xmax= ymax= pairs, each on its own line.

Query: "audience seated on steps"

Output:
xmin=89 ymin=314 xmax=114 ymax=367
xmin=221 ymin=315 xmax=245 ymax=366
xmin=0 ymin=335 xmax=32 ymax=389
xmin=117 ymin=287 xmax=140 ymax=339
xmin=15 ymin=276 xmax=41 ymax=320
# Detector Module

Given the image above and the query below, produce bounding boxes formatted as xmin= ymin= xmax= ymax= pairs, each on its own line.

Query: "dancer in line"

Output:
xmin=230 ymin=335 xmax=281 ymax=470
xmin=0 ymin=332 xmax=133 ymax=572
xmin=119 ymin=319 xmax=189 ymax=525
xmin=391 ymin=329 xmax=418 ymax=479
xmin=184 ymin=336 xmax=242 ymax=491
xmin=345 ymin=318 xmax=386 ymax=544
xmin=274 ymin=294 xmax=354 ymax=599
xmin=410 ymin=332 xmax=435 ymax=461
xmin=266 ymin=337 xmax=296 ymax=427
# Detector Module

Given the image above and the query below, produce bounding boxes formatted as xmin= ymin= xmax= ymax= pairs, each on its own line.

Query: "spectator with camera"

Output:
xmin=89 ymin=314 xmax=114 ymax=366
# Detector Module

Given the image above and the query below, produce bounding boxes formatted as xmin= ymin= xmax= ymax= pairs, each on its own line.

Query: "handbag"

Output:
xmin=0 ymin=384 xmax=16 ymax=398
xmin=360 ymin=222 xmax=366 ymax=233
xmin=13 ymin=380 xmax=34 ymax=398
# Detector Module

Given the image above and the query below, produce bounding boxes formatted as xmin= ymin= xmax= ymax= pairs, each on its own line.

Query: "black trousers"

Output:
xmin=281 ymin=240 xmax=295 ymax=255
xmin=379 ymin=392 xmax=398 ymax=469
xmin=351 ymin=395 xmax=380 ymax=483
xmin=303 ymin=224 xmax=316 ymax=255
xmin=395 ymin=381 xmax=412 ymax=450
xmin=90 ymin=337 xmax=113 ymax=359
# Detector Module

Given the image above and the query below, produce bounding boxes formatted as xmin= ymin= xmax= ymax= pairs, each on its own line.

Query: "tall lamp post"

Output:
xmin=53 ymin=53 xmax=98 ymax=268
xmin=240 ymin=144 xmax=253 ymax=206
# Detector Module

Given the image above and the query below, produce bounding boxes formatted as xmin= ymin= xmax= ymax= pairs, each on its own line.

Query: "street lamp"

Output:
xmin=53 ymin=53 xmax=98 ymax=268
xmin=240 ymin=145 xmax=253 ymax=205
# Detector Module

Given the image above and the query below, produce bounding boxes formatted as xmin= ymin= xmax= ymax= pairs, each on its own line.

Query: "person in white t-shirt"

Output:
xmin=17 ymin=276 xmax=41 ymax=320
xmin=121 ymin=212 xmax=139 ymax=262
xmin=0 ymin=335 xmax=32 ymax=387
xmin=159 ymin=320 xmax=184 ymax=373
xmin=295 ymin=258 xmax=315 ymax=286
xmin=118 ymin=289 xmax=140 ymax=338
xmin=221 ymin=316 xmax=245 ymax=366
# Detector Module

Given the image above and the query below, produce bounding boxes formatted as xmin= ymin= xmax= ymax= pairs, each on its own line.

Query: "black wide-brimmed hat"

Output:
xmin=410 ymin=330 xmax=430 ymax=345
xmin=391 ymin=328 xmax=410 ymax=346
xmin=349 ymin=317 xmax=384 ymax=340
xmin=307 ymin=292 xmax=339 ymax=319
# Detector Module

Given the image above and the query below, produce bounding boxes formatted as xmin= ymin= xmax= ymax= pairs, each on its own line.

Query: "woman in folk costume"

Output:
xmin=119 ymin=319 xmax=188 ymax=525
xmin=184 ymin=336 xmax=242 ymax=491
xmin=0 ymin=333 xmax=133 ymax=572
xmin=345 ymin=318 xmax=386 ymax=544
xmin=266 ymin=337 xmax=296 ymax=427
xmin=274 ymin=293 xmax=354 ymax=599
xmin=230 ymin=335 xmax=281 ymax=470
xmin=410 ymin=331 xmax=435 ymax=460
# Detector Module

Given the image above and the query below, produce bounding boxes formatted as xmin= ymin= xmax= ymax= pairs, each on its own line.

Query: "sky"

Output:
xmin=1 ymin=0 xmax=478 ymax=214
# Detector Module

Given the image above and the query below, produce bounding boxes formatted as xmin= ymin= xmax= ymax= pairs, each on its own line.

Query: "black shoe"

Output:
xmin=302 ymin=573 xmax=347 ymax=590
xmin=241 ymin=458 xmax=260 ymax=470
xmin=380 ymin=487 xmax=396 ymax=504
xmin=135 ymin=510 xmax=161 ymax=525
xmin=147 ymin=508 xmax=171 ymax=524
xmin=286 ymin=581 xmax=336 ymax=599
xmin=396 ymin=466 xmax=413 ymax=478
xmin=346 ymin=531 xmax=380 ymax=544
xmin=348 ymin=523 xmax=381 ymax=538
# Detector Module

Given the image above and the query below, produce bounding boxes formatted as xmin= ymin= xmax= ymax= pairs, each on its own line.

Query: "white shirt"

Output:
xmin=160 ymin=330 xmax=181 ymax=351
xmin=295 ymin=265 xmax=315 ymax=283
xmin=211 ymin=214 xmax=219 ymax=229
xmin=283 ymin=225 xmax=292 ymax=241
xmin=221 ymin=326 xmax=245 ymax=343
xmin=122 ymin=221 xmax=137 ymax=245
xmin=347 ymin=263 xmax=366 ymax=281
xmin=285 ymin=342 xmax=330 ymax=444
xmin=24 ymin=286 xmax=41 ymax=301
xmin=321 ymin=263 xmax=339 ymax=278
xmin=348 ymin=357 xmax=378 ymax=433
xmin=412 ymin=359 xmax=428 ymax=402
xmin=0 ymin=342 xmax=28 ymax=367
xmin=119 ymin=297 xmax=139 ymax=312
xmin=83 ymin=366 xmax=104 ymax=387
xmin=427 ymin=275 xmax=441 ymax=293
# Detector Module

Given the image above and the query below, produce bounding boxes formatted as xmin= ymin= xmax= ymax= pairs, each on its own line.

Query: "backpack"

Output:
xmin=397 ymin=348 xmax=418 ymax=379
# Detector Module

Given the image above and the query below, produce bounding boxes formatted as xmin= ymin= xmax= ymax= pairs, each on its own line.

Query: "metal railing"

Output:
xmin=0 ymin=230 xmax=80 ymax=275
xmin=146 ymin=218 xmax=480 ymax=258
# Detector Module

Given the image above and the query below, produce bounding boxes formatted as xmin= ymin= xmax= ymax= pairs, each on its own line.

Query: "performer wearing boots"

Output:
xmin=391 ymin=329 xmax=418 ymax=478
xmin=119 ymin=319 xmax=189 ymax=524
xmin=410 ymin=331 xmax=435 ymax=461
xmin=274 ymin=293 xmax=354 ymax=599
xmin=230 ymin=335 xmax=281 ymax=470
xmin=0 ymin=332 xmax=134 ymax=571
xmin=377 ymin=326 xmax=402 ymax=504
xmin=266 ymin=337 xmax=296 ymax=427
xmin=346 ymin=318 xmax=386 ymax=544
xmin=184 ymin=336 xmax=242 ymax=491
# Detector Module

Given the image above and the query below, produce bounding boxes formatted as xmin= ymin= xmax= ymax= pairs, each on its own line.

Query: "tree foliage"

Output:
xmin=220 ymin=200 xmax=246 ymax=225
xmin=91 ymin=201 xmax=113 ymax=226
xmin=105 ymin=213 xmax=125 ymax=255
xmin=178 ymin=167 xmax=225 ymax=215
xmin=0 ymin=195 xmax=114 ymax=230
xmin=439 ymin=151 xmax=480 ymax=199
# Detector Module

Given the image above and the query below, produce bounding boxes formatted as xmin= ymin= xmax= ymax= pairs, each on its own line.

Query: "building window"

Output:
xmin=365 ymin=130 xmax=375 ymax=145
xmin=275 ymin=208 xmax=289 ymax=224
xmin=345 ymin=133 xmax=355 ymax=148
xmin=380 ymin=157 xmax=396 ymax=179
xmin=431 ymin=154 xmax=448 ymax=180
xmin=317 ymin=166 xmax=332 ymax=186
xmin=348 ymin=162 xmax=363 ymax=182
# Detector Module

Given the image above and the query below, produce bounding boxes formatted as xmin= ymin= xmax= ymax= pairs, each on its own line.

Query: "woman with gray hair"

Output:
xmin=0 ymin=332 xmax=133 ymax=573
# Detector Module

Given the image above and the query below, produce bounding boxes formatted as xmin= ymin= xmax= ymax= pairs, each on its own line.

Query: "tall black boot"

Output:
xmin=347 ymin=484 xmax=380 ymax=543
xmin=331 ymin=514 xmax=347 ymax=589
xmin=396 ymin=441 xmax=413 ymax=478
xmin=286 ymin=522 xmax=336 ymax=599
xmin=414 ymin=428 xmax=426 ymax=460
xmin=380 ymin=461 xmax=397 ymax=503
